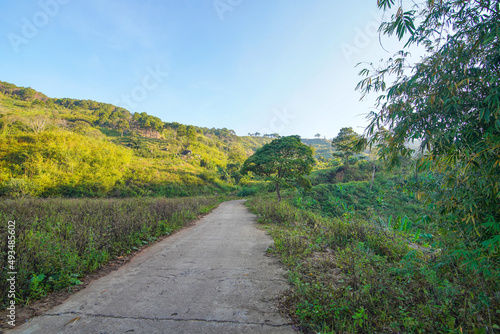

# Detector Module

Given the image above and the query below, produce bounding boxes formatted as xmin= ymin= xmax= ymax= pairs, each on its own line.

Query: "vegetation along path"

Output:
xmin=9 ymin=200 xmax=295 ymax=334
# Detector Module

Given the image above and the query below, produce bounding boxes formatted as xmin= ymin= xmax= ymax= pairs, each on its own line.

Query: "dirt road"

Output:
xmin=9 ymin=200 xmax=295 ymax=334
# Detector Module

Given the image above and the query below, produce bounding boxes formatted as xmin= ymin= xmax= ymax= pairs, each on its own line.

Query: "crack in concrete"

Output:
xmin=216 ymin=277 xmax=287 ymax=282
xmin=42 ymin=311 xmax=292 ymax=328
xmin=139 ymin=274 xmax=286 ymax=283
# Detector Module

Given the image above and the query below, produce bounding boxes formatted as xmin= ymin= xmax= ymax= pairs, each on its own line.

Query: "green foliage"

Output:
xmin=247 ymin=196 xmax=500 ymax=333
xmin=116 ymin=119 xmax=130 ymax=136
xmin=177 ymin=124 xmax=187 ymax=137
xmin=0 ymin=178 xmax=38 ymax=198
xmin=357 ymin=0 xmax=500 ymax=274
xmin=0 ymin=81 xmax=292 ymax=197
xmin=0 ymin=196 xmax=219 ymax=307
xmin=18 ymin=87 xmax=36 ymax=101
xmin=0 ymin=130 xmax=132 ymax=197
xmin=331 ymin=127 xmax=363 ymax=166
xmin=302 ymin=138 xmax=334 ymax=160
xmin=235 ymin=186 xmax=257 ymax=197
xmin=309 ymin=160 xmax=376 ymax=185
xmin=186 ymin=125 xmax=197 ymax=141
xmin=132 ymin=112 xmax=163 ymax=137
xmin=241 ymin=135 xmax=315 ymax=200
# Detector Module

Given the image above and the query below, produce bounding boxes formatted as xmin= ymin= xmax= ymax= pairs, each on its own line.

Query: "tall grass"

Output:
xmin=247 ymin=197 xmax=500 ymax=333
xmin=0 ymin=196 xmax=219 ymax=307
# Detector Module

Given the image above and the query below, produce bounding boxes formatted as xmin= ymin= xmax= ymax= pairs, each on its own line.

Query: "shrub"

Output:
xmin=236 ymin=187 xmax=257 ymax=197
xmin=246 ymin=197 xmax=500 ymax=333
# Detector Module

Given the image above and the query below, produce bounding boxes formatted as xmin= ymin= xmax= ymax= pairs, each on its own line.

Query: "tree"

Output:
xmin=331 ymin=127 xmax=362 ymax=167
xmin=356 ymin=0 xmax=500 ymax=267
xmin=18 ymin=87 xmax=36 ymax=101
xmin=88 ymin=100 xmax=100 ymax=110
xmin=132 ymin=112 xmax=141 ymax=122
xmin=187 ymin=125 xmax=197 ymax=141
xmin=177 ymin=124 xmax=187 ymax=137
xmin=228 ymin=162 xmax=243 ymax=184
xmin=228 ymin=145 xmax=246 ymax=163
xmin=143 ymin=119 xmax=152 ymax=137
xmin=45 ymin=99 xmax=56 ymax=109
xmin=77 ymin=100 xmax=89 ymax=110
xmin=116 ymin=119 xmax=130 ymax=137
xmin=151 ymin=118 xmax=164 ymax=137
xmin=241 ymin=135 xmax=315 ymax=201
xmin=315 ymin=133 xmax=321 ymax=138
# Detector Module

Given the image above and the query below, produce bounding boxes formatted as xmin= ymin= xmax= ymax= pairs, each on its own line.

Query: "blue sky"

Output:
xmin=0 ymin=0 xmax=409 ymax=138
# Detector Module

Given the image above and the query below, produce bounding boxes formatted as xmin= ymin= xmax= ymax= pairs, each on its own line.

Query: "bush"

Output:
xmin=0 ymin=178 xmax=39 ymax=198
xmin=236 ymin=187 xmax=257 ymax=197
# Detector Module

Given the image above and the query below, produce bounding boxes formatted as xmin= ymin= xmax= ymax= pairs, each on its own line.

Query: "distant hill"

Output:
xmin=0 ymin=81 xmax=272 ymax=197
xmin=0 ymin=80 xmax=346 ymax=197
xmin=302 ymin=138 xmax=334 ymax=159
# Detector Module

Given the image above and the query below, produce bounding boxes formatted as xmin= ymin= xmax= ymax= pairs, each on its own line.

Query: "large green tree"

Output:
xmin=357 ymin=0 xmax=500 ymax=268
xmin=331 ymin=127 xmax=362 ymax=166
xmin=241 ymin=135 xmax=315 ymax=201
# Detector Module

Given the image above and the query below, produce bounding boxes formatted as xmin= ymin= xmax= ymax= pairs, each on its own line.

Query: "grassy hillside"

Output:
xmin=0 ymin=80 xmax=343 ymax=198
xmin=302 ymin=138 xmax=334 ymax=159
xmin=0 ymin=81 xmax=278 ymax=197
xmin=246 ymin=161 xmax=499 ymax=333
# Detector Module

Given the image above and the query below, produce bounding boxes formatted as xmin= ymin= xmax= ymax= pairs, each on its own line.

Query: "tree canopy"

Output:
xmin=18 ymin=87 xmax=36 ymax=100
xmin=331 ymin=127 xmax=362 ymax=166
xmin=357 ymin=0 xmax=500 ymax=270
xmin=241 ymin=135 xmax=315 ymax=200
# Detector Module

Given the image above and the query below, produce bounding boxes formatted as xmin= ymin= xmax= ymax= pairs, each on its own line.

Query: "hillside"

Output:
xmin=0 ymin=81 xmax=328 ymax=198
xmin=302 ymin=138 xmax=334 ymax=159
xmin=0 ymin=81 xmax=277 ymax=197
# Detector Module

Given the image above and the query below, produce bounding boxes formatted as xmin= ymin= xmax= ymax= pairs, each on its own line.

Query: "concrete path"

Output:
xmin=9 ymin=200 xmax=295 ymax=334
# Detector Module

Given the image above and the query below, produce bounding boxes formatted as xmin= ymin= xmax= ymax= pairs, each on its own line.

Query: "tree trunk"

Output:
xmin=276 ymin=183 xmax=281 ymax=201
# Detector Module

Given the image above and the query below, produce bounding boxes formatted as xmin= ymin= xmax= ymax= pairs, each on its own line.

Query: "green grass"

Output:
xmin=302 ymin=138 xmax=335 ymax=159
xmin=0 ymin=196 xmax=220 ymax=307
xmin=0 ymin=85 xmax=256 ymax=198
xmin=247 ymin=197 xmax=500 ymax=333
xmin=0 ymin=81 xmax=350 ymax=199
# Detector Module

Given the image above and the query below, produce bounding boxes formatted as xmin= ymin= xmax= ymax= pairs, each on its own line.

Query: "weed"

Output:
xmin=246 ymin=197 xmax=500 ymax=333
